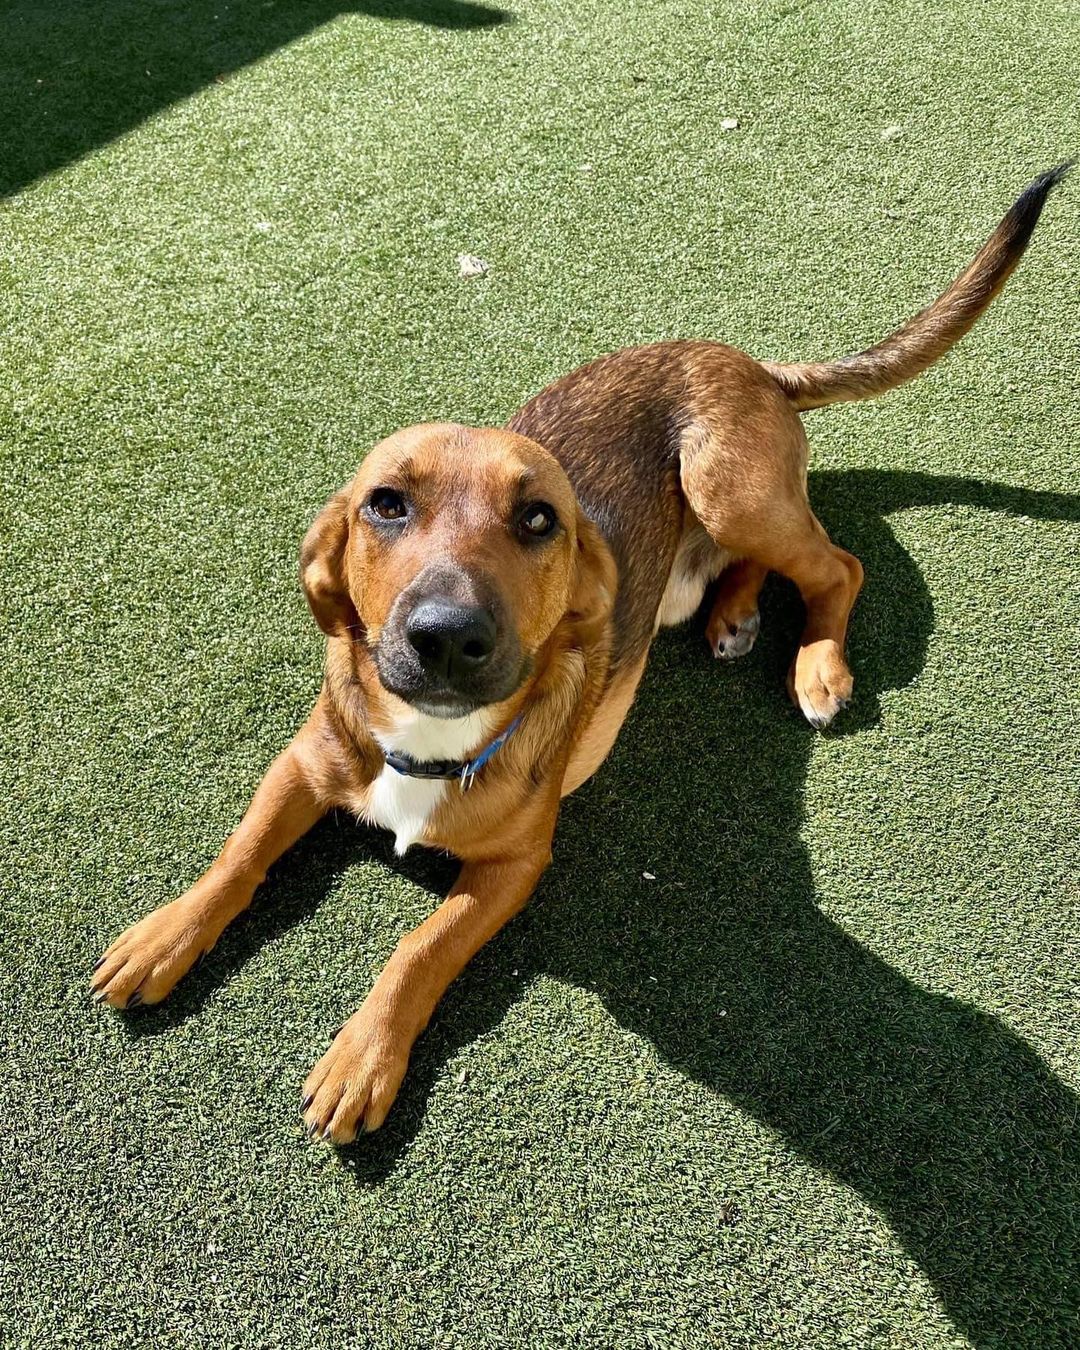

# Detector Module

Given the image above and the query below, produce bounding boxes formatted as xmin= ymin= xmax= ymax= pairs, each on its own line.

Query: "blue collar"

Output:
xmin=383 ymin=714 xmax=524 ymax=790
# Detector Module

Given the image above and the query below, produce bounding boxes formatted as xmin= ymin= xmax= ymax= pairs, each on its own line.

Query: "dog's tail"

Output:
xmin=763 ymin=162 xmax=1071 ymax=412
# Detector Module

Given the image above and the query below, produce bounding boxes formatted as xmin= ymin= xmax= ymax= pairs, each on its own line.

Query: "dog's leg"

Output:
xmin=705 ymin=521 xmax=861 ymax=725
xmin=705 ymin=505 xmax=863 ymax=727
xmin=301 ymin=851 xmax=550 ymax=1142
xmin=770 ymin=523 xmax=864 ymax=728
xmin=705 ymin=559 xmax=768 ymax=660
xmin=91 ymin=719 xmax=331 ymax=1008
xmin=680 ymin=386 xmax=863 ymax=727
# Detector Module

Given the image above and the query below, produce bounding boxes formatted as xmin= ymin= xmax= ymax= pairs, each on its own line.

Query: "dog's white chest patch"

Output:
xmin=363 ymin=769 xmax=447 ymax=856
xmin=358 ymin=706 xmax=495 ymax=855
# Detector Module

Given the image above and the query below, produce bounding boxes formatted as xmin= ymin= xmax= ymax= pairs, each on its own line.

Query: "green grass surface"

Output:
xmin=2 ymin=1 xmax=1079 ymax=1345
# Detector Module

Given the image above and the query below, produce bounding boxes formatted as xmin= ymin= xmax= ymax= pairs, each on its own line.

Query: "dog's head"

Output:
xmin=301 ymin=424 xmax=613 ymax=718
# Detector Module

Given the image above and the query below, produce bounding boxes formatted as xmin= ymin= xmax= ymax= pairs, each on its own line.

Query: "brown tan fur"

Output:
xmin=92 ymin=165 xmax=1068 ymax=1142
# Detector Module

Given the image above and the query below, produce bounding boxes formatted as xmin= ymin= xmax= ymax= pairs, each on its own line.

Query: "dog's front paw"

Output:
xmin=788 ymin=640 xmax=853 ymax=728
xmin=301 ymin=1006 xmax=411 ymax=1144
xmin=90 ymin=898 xmax=215 ymax=1009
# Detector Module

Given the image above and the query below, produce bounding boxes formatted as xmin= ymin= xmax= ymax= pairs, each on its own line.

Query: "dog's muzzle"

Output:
xmin=374 ymin=566 xmax=526 ymax=716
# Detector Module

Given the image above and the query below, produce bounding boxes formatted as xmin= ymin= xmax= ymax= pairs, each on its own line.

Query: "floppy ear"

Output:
xmin=300 ymin=488 xmax=359 ymax=638
xmin=567 ymin=508 xmax=616 ymax=642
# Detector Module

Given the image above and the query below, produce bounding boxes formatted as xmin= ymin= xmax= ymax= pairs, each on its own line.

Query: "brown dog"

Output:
xmin=92 ymin=165 xmax=1069 ymax=1142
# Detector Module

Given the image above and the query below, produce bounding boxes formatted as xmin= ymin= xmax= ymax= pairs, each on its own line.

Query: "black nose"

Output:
xmin=405 ymin=599 xmax=497 ymax=681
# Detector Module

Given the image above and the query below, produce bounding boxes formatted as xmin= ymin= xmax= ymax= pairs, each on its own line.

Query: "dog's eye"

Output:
xmin=518 ymin=502 xmax=557 ymax=539
xmin=369 ymin=488 xmax=407 ymax=522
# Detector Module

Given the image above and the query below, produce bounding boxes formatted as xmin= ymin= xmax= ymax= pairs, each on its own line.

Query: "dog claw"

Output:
xmin=125 ymin=990 xmax=143 ymax=1009
xmin=301 ymin=1093 xmax=314 ymax=1113
xmin=93 ymin=956 xmax=105 ymax=972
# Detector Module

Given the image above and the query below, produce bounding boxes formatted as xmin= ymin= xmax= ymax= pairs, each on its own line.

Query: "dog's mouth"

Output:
xmin=408 ymin=689 xmax=491 ymax=720
xmin=375 ymin=646 xmax=531 ymax=719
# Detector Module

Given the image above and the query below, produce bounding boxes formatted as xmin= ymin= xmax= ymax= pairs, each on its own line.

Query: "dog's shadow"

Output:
xmin=2 ymin=0 xmax=512 ymax=199
xmin=127 ymin=468 xmax=1080 ymax=1348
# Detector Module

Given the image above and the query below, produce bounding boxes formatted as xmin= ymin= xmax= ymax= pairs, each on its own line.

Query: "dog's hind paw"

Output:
xmin=787 ymin=640 xmax=853 ymax=728
xmin=709 ymin=610 xmax=760 ymax=661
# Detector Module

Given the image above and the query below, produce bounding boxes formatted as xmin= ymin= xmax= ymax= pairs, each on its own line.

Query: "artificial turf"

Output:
xmin=2 ymin=0 xmax=1079 ymax=1345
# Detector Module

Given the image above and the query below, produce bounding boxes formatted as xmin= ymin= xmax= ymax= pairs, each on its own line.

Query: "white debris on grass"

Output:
xmin=457 ymin=253 xmax=490 ymax=278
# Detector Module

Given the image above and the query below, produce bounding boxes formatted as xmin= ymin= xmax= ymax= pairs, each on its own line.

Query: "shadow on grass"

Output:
xmin=123 ymin=468 xmax=1080 ymax=1347
xmin=1 ymin=0 xmax=512 ymax=198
